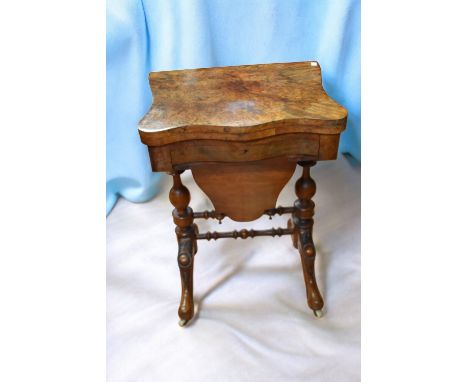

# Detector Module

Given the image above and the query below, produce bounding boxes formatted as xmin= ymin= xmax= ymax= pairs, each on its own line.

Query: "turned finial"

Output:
xmin=295 ymin=163 xmax=317 ymax=201
xmin=169 ymin=171 xmax=191 ymax=212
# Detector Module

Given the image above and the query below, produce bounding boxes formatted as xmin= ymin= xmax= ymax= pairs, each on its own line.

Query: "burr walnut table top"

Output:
xmin=138 ymin=61 xmax=347 ymax=147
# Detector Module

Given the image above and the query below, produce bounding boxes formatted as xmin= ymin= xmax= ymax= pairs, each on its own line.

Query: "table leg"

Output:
xmin=169 ymin=171 xmax=197 ymax=326
xmin=293 ymin=161 xmax=324 ymax=318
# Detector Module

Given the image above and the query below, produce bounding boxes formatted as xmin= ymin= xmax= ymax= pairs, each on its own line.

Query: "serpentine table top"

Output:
xmin=139 ymin=61 xmax=347 ymax=170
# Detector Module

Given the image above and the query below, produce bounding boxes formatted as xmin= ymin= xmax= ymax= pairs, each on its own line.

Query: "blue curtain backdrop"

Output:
xmin=106 ymin=0 xmax=361 ymax=215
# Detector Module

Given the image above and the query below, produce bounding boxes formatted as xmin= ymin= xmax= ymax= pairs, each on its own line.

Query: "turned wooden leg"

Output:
xmin=293 ymin=161 xmax=324 ymax=317
xmin=169 ymin=171 xmax=197 ymax=326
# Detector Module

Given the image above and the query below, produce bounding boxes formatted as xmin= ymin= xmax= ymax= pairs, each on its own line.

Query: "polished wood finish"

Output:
xmin=197 ymin=227 xmax=293 ymax=241
xmin=191 ymin=157 xmax=296 ymax=222
xmin=193 ymin=210 xmax=226 ymax=223
xmin=138 ymin=61 xmax=346 ymax=325
xmin=146 ymin=133 xmax=339 ymax=173
xmin=168 ymin=133 xmax=318 ymax=164
xmin=139 ymin=61 xmax=346 ymax=146
xmin=193 ymin=206 xmax=295 ymax=223
xmin=169 ymin=171 xmax=197 ymax=325
xmin=141 ymin=61 xmax=346 ymax=173
xmin=293 ymin=162 xmax=324 ymax=314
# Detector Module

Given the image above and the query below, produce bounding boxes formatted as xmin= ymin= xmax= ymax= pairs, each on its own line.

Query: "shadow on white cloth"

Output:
xmin=107 ymin=155 xmax=360 ymax=382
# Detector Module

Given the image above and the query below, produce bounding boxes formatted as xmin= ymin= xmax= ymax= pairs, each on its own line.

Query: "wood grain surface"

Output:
xmin=139 ymin=61 xmax=347 ymax=146
xmin=191 ymin=157 xmax=296 ymax=222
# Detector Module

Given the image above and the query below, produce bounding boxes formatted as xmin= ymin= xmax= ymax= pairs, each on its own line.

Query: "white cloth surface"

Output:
xmin=107 ymin=156 xmax=360 ymax=382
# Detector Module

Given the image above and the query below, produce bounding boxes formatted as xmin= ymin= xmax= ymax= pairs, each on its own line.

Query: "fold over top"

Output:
xmin=138 ymin=61 xmax=347 ymax=146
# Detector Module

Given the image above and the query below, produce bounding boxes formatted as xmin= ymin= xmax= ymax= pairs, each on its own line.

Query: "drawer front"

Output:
xmin=170 ymin=133 xmax=320 ymax=164
xmin=147 ymin=133 xmax=340 ymax=172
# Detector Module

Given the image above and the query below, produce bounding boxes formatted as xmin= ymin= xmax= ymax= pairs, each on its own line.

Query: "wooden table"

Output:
xmin=138 ymin=61 xmax=347 ymax=326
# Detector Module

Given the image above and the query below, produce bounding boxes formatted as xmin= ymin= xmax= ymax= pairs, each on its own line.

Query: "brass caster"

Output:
xmin=313 ymin=309 xmax=323 ymax=319
xmin=178 ymin=319 xmax=188 ymax=327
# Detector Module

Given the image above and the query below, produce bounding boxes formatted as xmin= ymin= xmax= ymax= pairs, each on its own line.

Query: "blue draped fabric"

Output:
xmin=106 ymin=0 xmax=361 ymax=215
